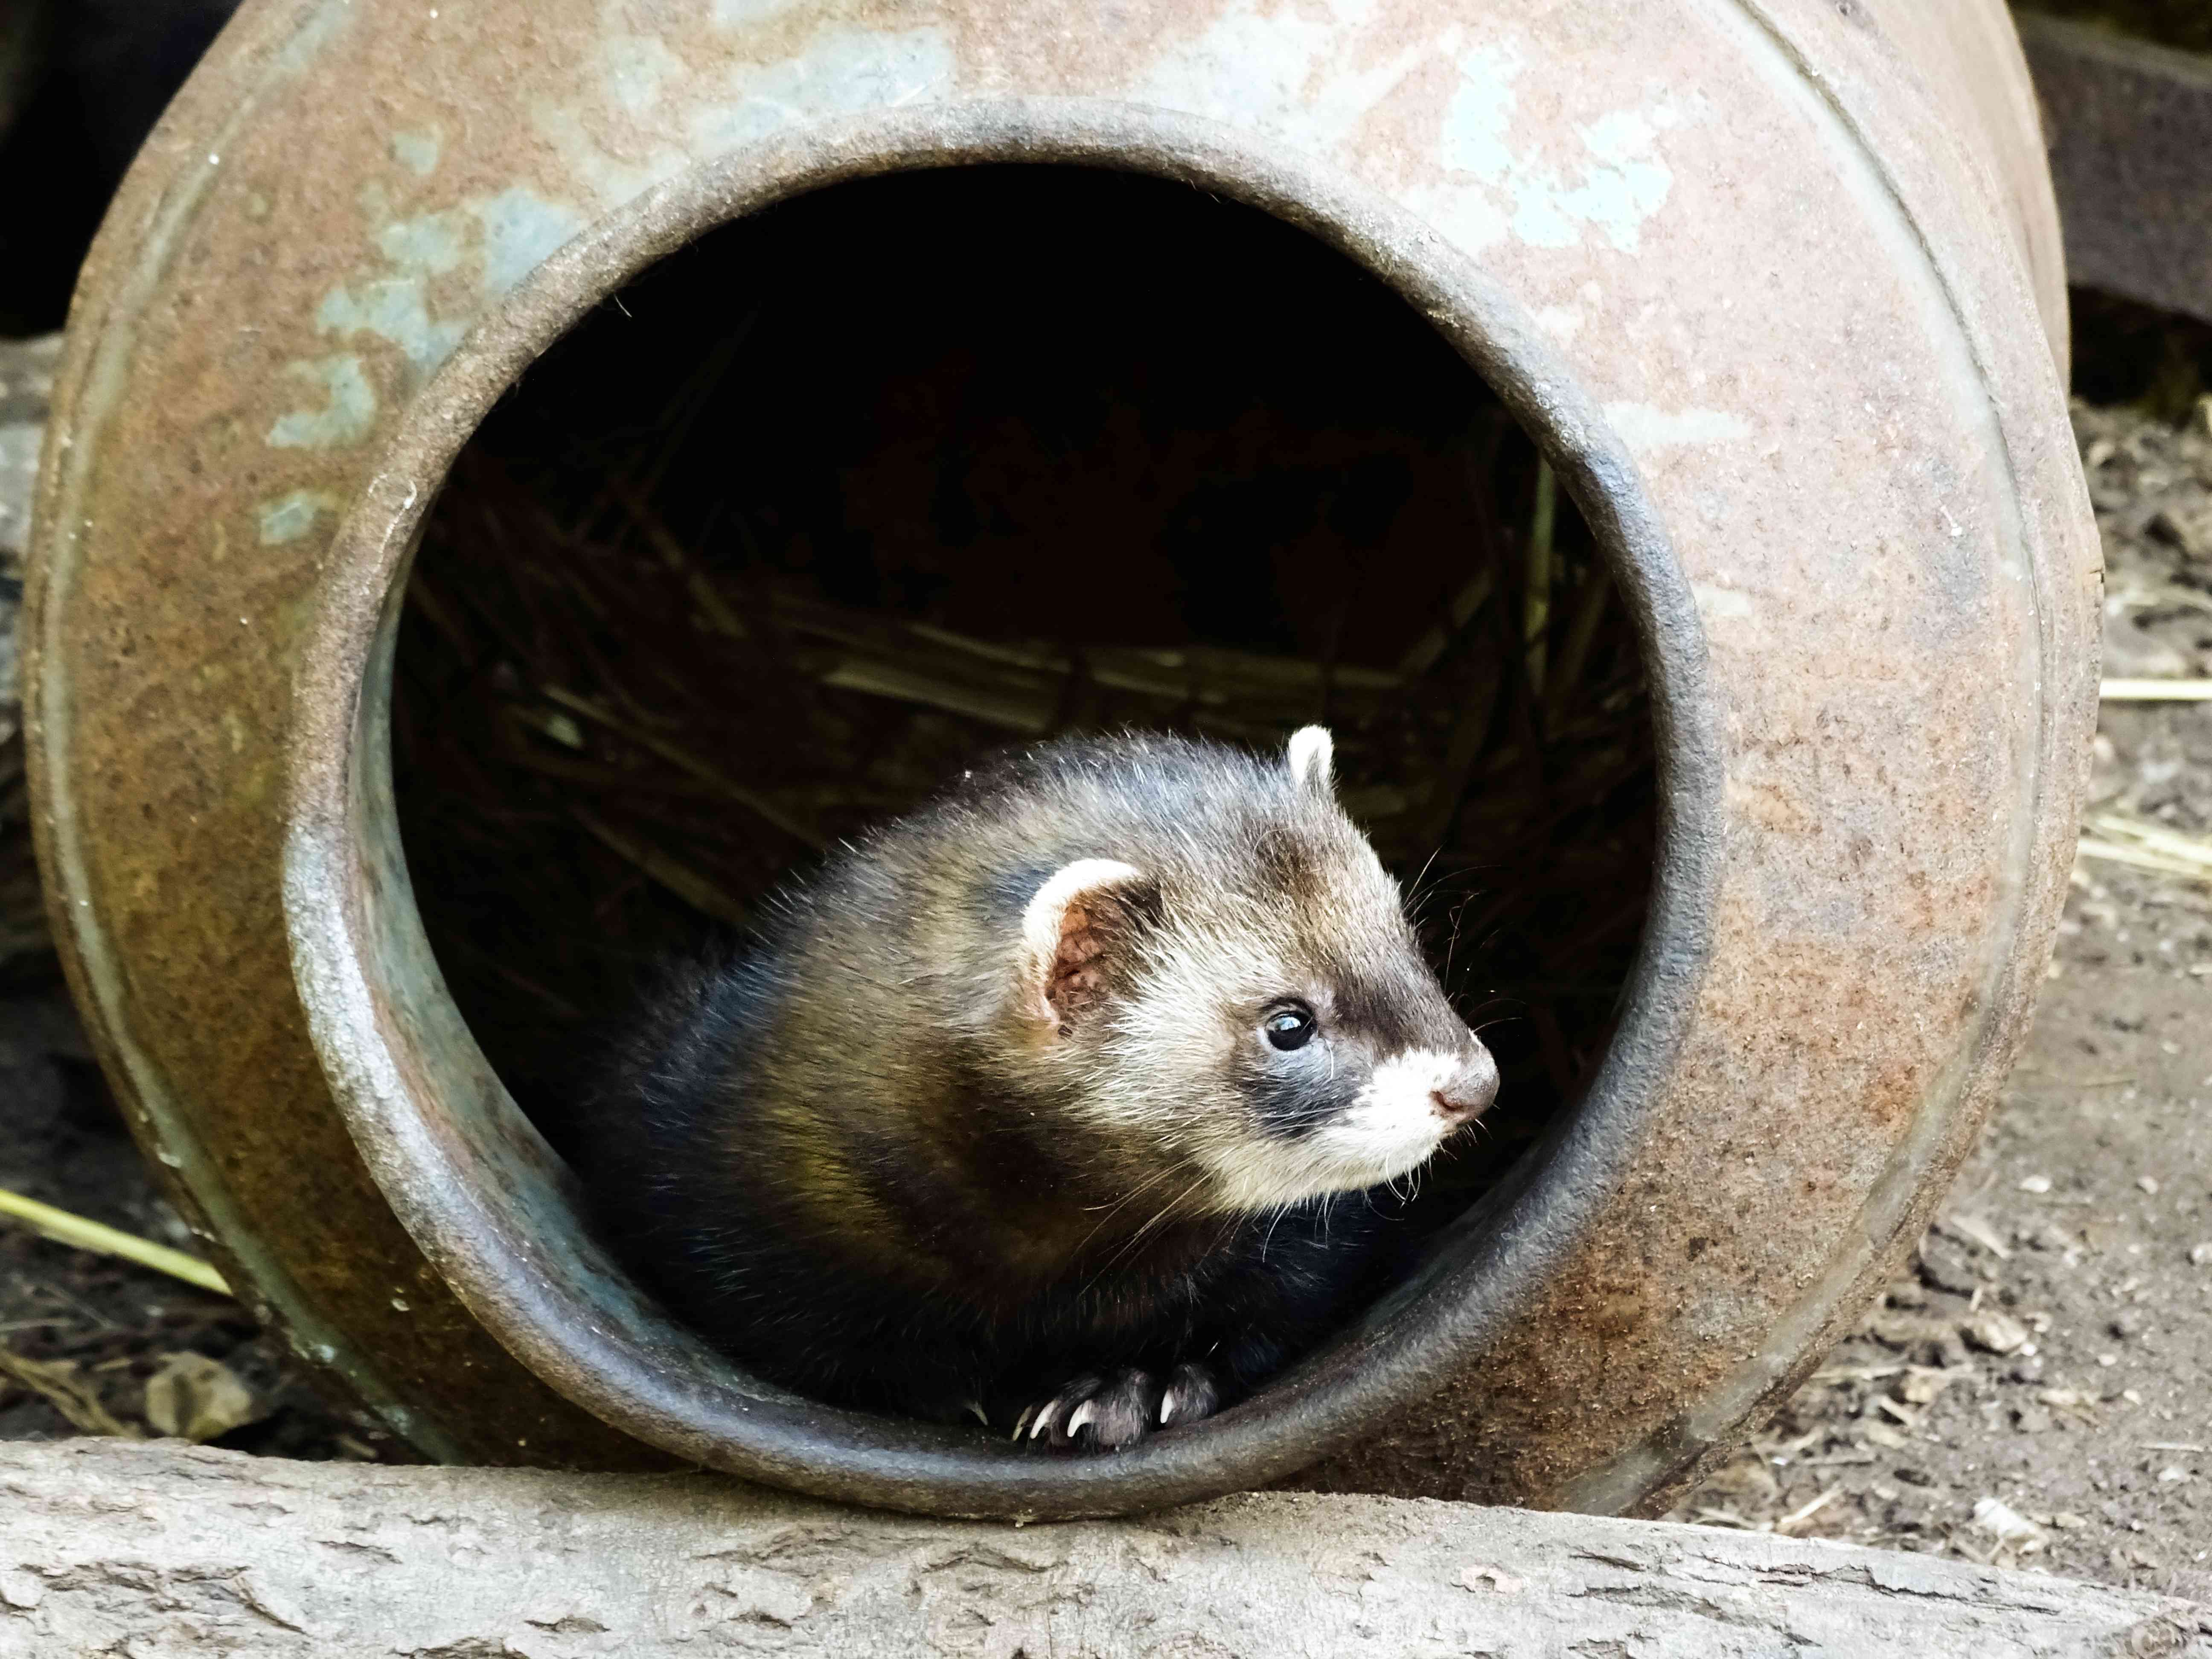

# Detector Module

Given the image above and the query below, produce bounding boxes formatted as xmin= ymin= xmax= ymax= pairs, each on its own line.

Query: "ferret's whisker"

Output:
xmin=1071 ymin=1165 xmax=1181 ymax=1254
xmin=1081 ymin=1173 xmax=1211 ymax=1293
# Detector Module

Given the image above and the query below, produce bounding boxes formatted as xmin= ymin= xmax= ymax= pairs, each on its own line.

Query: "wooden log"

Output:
xmin=1 ymin=1441 xmax=2206 ymax=1657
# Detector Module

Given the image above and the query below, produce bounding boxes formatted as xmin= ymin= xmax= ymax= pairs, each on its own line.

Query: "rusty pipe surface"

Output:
xmin=25 ymin=0 xmax=2095 ymax=1517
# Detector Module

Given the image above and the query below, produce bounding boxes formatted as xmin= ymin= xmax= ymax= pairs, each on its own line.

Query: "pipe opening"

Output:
xmin=388 ymin=163 xmax=1655 ymax=1434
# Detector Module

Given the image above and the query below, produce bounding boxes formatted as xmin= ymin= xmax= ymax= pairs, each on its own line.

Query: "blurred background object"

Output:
xmin=0 ymin=0 xmax=240 ymax=336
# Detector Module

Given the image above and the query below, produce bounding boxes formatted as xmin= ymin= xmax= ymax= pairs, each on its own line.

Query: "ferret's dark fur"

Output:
xmin=576 ymin=727 xmax=1496 ymax=1449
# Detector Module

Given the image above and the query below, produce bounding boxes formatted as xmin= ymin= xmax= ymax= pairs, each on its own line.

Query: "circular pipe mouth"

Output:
xmin=283 ymin=97 xmax=1725 ymax=1519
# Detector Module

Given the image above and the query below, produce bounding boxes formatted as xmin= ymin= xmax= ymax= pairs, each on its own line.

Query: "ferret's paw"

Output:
xmin=1156 ymin=1361 xmax=1219 ymax=1429
xmin=1012 ymin=1362 xmax=1219 ymax=1452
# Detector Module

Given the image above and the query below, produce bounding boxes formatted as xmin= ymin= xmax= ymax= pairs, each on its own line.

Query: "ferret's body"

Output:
xmin=579 ymin=728 xmax=1496 ymax=1447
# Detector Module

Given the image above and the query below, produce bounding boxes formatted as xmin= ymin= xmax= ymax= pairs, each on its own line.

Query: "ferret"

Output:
xmin=577 ymin=726 xmax=1498 ymax=1451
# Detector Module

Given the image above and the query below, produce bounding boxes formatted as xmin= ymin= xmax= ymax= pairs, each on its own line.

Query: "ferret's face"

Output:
xmin=1016 ymin=728 xmax=1498 ymax=1216
xmin=1103 ymin=850 xmax=1497 ymax=1215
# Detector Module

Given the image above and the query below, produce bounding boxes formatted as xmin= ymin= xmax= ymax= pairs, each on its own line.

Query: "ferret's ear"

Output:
xmin=1017 ymin=859 xmax=1154 ymax=1036
xmin=1286 ymin=725 xmax=1335 ymax=801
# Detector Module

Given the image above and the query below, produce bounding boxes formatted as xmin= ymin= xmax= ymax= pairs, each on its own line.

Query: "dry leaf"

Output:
xmin=143 ymin=1352 xmax=259 ymax=1443
xmin=0 ymin=1345 xmax=140 ymax=1438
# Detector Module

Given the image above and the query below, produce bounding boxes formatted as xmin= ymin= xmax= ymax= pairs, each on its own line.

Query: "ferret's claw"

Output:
xmin=1017 ymin=1364 xmax=1219 ymax=1454
xmin=1158 ymin=1362 xmax=1220 ymax=1429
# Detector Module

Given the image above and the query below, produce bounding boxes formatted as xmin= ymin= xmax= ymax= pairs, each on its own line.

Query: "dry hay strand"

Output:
xmin=391 ymin=169 xmax=1655 ymax=1223
xmin=395 ymin=454 xmax=1653 ymax=1221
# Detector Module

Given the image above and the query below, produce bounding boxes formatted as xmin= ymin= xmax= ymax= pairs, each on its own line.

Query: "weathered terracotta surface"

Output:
xmin=25 ymin=0 xmax=2095 ymax=1516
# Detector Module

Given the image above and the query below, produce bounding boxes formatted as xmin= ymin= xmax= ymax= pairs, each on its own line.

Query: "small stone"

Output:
xmin=2098 ymin=1353 xmax=2119 ymax=1368
xmin=2109 ymin=1311 xmax=2145 ymax=1342
xmin=1917 ymin=1237 xmax=1981 ymax=1298
xmin=1964 ymin=1311 xmax=2031 ymax=1356
xmin=1460 ymin=1565 xmax=1525 ymax=1595
xmin=1865 ymin=1313 xmax=1962 ymax=1368
xmin=1885 ymin=1279 xmax=1929 ymax=1311
xmin=1899 ymin=1368 xmax=1965 ymax=1406
xmin=1972 ymin=1496 xmax=2047 ymax=1547
xmin=0 ymin=1571 xmax=42 ymax=1612
xmin=1894 ymin=1465 xmax=1936 ymax=1487
xmin=2158 ymin=1466 xmax=2191 ymax=1484
xmin=2189 ymin=1243 xmax=2212 ymax=1267
xmin=2137 ymin=1176 xmax=2160 ymax=1196
xmin=2014 ymin=1406 xmax=2054 ymax=1434
xmin=2029 ymin=1223 xmax=2075 ymax=1253
xmin=2018 ymin=1175 xmax=2052 ymax=1194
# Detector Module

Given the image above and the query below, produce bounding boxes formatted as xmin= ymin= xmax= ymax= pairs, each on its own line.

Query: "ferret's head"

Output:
xmin=1006 ymin=727 xmax=1497 ymax=1215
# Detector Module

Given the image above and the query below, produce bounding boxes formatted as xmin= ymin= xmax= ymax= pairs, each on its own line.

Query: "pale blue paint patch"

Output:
xmin=267 ymin=189 xmax=582 ymax=447
xmin=268 ymin=355 xmax=376 ymax=449
xmin=1437 ymin=44 xmax=1521 ymax=185
xmin=690 ymin=26 xmax=954 ymax=152
xmin=1432 ymin=43 xmax=1685 ymax=253
xmin=1692 ymin=582 xmax=1755 ymax=620
xmin=376 ymin=210 xmax=467 ymax=276
xmin=390 ymin=130 xmax=442 ymax=176
xmin=534 ymin=99 xmax=691 ymax=203
xmin=1132 ymin=0 xmax=1431 ymax=154
xmin=302 ymin=210 xmax=469 ymax=389
xmin=1552 ymin=107 xmax=1678 ymax=248
xmin=603 ymin=33 xmax=685 ymax=114
xmin=317 ymin=279 xmax=468 ymax=376
xmin=1602 ymin=402 xmax=1753 ymax=451
xmin=710 ymin=0 xmax=806 ymax=26
xmin=471 ymin=187 xmax=587 ymax=301
xmin=257 ymin=489 xmax=342 ymax=544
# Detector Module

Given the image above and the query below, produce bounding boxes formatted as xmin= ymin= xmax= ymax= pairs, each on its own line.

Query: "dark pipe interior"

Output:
xmin=390 ymin=164 xmax=1655 ymax=1398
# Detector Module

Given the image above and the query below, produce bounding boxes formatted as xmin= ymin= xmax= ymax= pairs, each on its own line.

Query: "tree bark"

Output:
xmin=0 ymin=1439 xmax=2205 ymax=1657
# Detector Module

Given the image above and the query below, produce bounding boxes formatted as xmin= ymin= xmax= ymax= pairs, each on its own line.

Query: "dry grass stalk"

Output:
xmin=0 ymin=1186 xmax=231 ymax=1298
xmin=2100 ymin=677 xmax=2212 ymax=701
xmin=391 ymin=379 xmax=1654 ymax=1216
xmin=0 ymin=1344 xmax=141 ymax=1437
xmin=2078 ymin=809 xmax=2212 ymax=882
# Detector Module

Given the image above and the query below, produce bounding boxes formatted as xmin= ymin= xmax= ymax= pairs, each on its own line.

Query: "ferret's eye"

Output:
xmin=1263 ymin=1006 xmax=1317 ymax=1051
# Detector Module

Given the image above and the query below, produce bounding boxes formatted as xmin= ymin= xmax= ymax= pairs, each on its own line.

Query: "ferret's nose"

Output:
xmin=1431 ymin=1042 xmax=1499 ymax=1123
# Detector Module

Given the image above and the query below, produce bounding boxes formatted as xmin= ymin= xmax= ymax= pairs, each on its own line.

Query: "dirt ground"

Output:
xmin=0 ymin=990 xmax=403 ymax=1461
xmin=2 ymin=383 xmax=2209 ymax=1593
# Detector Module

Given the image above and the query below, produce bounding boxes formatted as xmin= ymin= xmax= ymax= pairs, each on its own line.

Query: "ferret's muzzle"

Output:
xmin=1430 ymin=1043 xmax=1499 ymax=1125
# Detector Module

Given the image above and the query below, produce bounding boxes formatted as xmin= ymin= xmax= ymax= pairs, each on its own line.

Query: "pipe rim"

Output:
xmin=283 ymin=96 xmax=1725 ymax=1519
